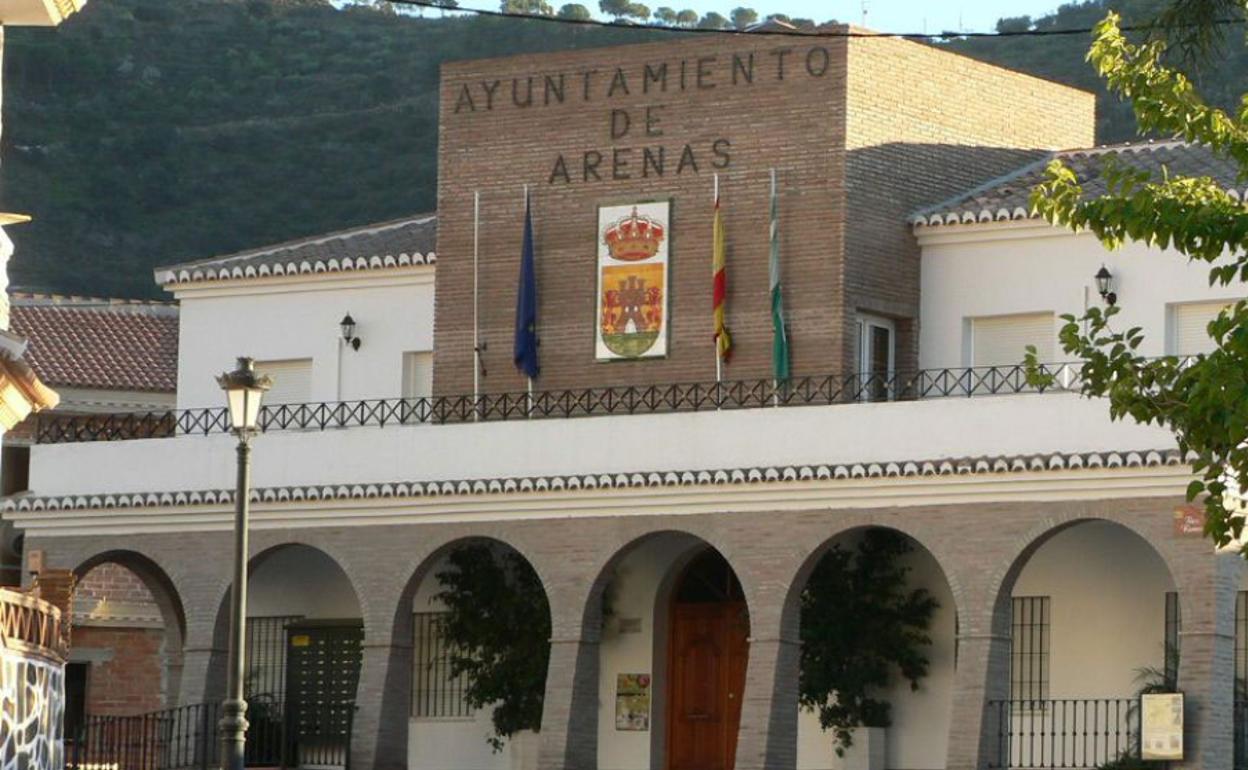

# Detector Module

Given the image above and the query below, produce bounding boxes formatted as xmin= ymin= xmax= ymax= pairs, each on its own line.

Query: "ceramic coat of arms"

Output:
xmin=596 ymin=201 xmax=670 ymax=360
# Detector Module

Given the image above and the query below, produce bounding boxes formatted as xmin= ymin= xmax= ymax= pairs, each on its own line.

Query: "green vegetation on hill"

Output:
xmin=2 ymin=0 xmax=1243 ymax=298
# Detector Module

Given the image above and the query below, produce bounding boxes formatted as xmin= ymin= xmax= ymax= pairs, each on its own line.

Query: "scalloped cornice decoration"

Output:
xmin=2 ymin=449 xmax=1186 ymax=513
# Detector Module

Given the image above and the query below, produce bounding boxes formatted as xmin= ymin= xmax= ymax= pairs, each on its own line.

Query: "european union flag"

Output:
xmin=514 ymin=195 xmax=539 ymax=379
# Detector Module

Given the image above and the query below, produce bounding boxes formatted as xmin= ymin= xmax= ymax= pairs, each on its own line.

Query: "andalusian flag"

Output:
xmin=769 ymin=169 xmax=790 ymax=381
xmin=712 ymin=181 xmax=732 ymax=363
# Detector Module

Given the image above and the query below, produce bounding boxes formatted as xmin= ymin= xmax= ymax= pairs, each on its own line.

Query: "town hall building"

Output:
xmin=6 ymin=26 xmax=1248 ymax=770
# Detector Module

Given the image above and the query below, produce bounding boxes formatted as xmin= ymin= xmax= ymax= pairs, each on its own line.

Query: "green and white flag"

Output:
xmin=769 ymin=169 xmax=791 ymax=382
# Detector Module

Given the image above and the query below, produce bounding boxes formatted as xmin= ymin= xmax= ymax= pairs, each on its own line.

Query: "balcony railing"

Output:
xmin=987 ymin=699 xmax=1140 ymax=769
xmin=66 ymin=697 xmax=353 ymax=770
xmin=34 ymin=361 xmax=1091 ymax=445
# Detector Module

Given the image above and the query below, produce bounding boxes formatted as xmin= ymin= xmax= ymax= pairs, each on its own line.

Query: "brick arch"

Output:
xmin=778 ymin=521 xmax=967 ymax=643
xmin=71 ymin=548 xmax=189 ymax=710
xmin=983 ymin=512 xmax=1181 ymax=638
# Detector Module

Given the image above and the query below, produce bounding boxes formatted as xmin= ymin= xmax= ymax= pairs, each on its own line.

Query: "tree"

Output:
xmin=556 ymin=2 xmax=591 ymax=19
xmin=501 ymin=0 xmax=554 ymax=14
xmin=628 ymin=2 xmax=650 ymax=21
xmin=995 ymin=15 xmax=1031 ymax=33
xmin=598 ymin=0 xmax=631 ymax=18
xmin=730 ymin=6 xmax=758 ymax=29
xmin=434 ymin=544 xmax=552 ymax=750
xmin=696 ymin=10 xmax=729 ymax=28
xmin=1025 ymin=6 xmax=1248 ymax=551
xmin=675 ymin=8 xmax=698 ymax=25
xmin=790 ymin=17 xmax=815 ymax=29
xmin=654 ymin=6 xmax=677 ymax=24
xmin=799 ymin=529 xmax=938 ymax=753
xmin=766 ymin=12 xmax=790 ymax=22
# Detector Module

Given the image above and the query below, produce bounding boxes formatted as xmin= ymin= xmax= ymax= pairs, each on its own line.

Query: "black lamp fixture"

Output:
xmin=340 ymin=313 xmax=361 ymax=351
xmin=1095 ymin=265 xmax=1117 ymax=306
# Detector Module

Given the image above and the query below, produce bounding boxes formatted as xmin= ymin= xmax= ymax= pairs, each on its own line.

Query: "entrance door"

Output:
xmin=667 ymin=550 xmax=750 ymax=770
xmin=285 ymin=620 xmax=364 ymax=767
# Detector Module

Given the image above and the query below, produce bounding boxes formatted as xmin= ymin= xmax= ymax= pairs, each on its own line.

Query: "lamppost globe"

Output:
xmin=217 ymin=357 xmax=272 ymax=433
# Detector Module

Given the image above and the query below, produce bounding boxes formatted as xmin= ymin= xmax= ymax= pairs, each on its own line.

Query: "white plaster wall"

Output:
xmin=919 ymin=225 xmax=1246 ymax=369
xmin=171 ymin=272 xmax=434 ymax=410
xmin=247 ymin=544 xmax=361 ymax=619
xmin=1012 ymin=520 xmax=1174 ymax=698
xmin=27 ymin=392 xmax=1179 ymax=499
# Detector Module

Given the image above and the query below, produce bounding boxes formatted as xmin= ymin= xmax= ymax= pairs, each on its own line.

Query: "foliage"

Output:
xmin=501 ymin=0 xmax=553 ymax=15
xmin=696 ymin=11 xmax=729 ymax=28
xmin=798 ymin=529 xmax=939 ymax=754
xmin=434 ymin=544 xmax=552 ymax=750
xmin=556 ymin=2 xmax=591 ymax=19
xmin=9 ymin=0 xmax=1248 ymax=299
xmin=1025 ymin=6 xmax=1248 ymax=551
xmin=729 ymin=6 xmax=757 ymax=29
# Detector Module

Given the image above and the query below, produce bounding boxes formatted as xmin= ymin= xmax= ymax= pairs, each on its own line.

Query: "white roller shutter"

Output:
xmin=1171 ymin=301 xmax=1234 ymax=356
xmin=971 ymin=313 xmax=1055 ymax=367
xmin=402 ymin=351 xmax=434 ymax=400
xmin=255 ymin=358 xmax=313 ymax=404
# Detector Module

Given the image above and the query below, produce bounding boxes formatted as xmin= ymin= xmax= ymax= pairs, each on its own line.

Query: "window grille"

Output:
xmin=412 ymin=612 xmax=473 ymax=718
xmin=1165 ymin=591 xmax=1181 ymax=685
xmin=245 ymin=615 xmax=303 ymax=699
xmin=1010 ymin=596 xmax=1050 ymax=702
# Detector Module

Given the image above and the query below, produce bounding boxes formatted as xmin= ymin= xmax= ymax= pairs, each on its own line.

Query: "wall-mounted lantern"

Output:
xmin=1095 ymin=266 xmax=1117 ymax=307
xmin=340 ymin=314 xmax=361 ymax=351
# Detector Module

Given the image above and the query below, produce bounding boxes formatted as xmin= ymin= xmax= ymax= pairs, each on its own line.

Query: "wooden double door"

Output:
xmin=667 ymin=550 xmax=750 ymax=770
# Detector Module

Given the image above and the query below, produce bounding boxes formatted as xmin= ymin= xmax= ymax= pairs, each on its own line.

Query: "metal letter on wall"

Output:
xmin=597 ymin=202 xmax=670 ymax=360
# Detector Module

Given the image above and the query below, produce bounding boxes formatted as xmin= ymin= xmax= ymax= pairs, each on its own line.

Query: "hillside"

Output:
xmin=1 ymin=0 xmax=1243 ymax=298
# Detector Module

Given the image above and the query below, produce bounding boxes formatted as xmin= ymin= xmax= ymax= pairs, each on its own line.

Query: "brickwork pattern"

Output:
xmin=72 ymin=626 xmax=166 ymax=716
xmin=76 ymin=562 xmax=159 ymax=606
xmin=26 ymin=493 xmax=1242 ymax=770
xmin=433 ymin=34 xmax=1094 ymax=394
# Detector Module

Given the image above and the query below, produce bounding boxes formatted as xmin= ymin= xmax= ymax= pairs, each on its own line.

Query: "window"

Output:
xmin=1010 ymin=596 xmax=1050 ymax=703
xmin=402 ymin=352 xmax=434 ymax=400
xmin=1165 ymin=591 xmax=1181 ymax=685
xmin=1 ymin=445 xmax=29 ymax=496
xmin=412 ymin=612 xmax=472 ymax=718
xmin=856 ymin=315 xmax=895 ymax=401
xmin=65 ymin=662 xmax=88 ymax=739
xmin=970 ymin=312 xmax=1054 ymax=368
xmin=255 ymin=359 xmax=313 ymax=405
xmin=245 ymin=615 xmax=303 ymax=699
xmin=1169 ymin=300 xmax=1237 ymax=357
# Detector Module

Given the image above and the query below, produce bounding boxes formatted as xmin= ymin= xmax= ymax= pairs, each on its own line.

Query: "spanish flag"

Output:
xmin=712 ymin=184 xmax=732 ymax=363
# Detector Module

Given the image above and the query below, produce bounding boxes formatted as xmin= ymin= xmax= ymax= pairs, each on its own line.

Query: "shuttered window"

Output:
xmin=402 ymin=352 xmax=434 ymax=400
xmin=1170 ymin=301 xmax=1234 ymax=356
xmin=255 ymin=358 xmax=313 ymax=404
xmin=970 ymin=313 xmax=1054 ymax=367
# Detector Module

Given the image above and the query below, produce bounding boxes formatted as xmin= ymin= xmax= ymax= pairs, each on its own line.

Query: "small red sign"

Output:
xmin=1174 ymin=504 xmax=1204 ymax=537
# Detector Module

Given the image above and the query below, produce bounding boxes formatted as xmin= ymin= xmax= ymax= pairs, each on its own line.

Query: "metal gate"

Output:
xmin=284 ymin=620 xmax=363 ymax=768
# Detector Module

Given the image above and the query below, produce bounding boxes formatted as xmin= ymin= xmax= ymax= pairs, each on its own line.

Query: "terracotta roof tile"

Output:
xmin=10 ymin=295 xmax=179 ymax=393
xmin=912 ymin=141 xmax=1246 ymax=227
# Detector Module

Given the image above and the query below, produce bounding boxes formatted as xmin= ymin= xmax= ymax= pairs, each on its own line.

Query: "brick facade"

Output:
xmin=432 ymin=33 xmax=1093 ymax=395
xmin=27 ymin=492 xmax=1243 ymax=770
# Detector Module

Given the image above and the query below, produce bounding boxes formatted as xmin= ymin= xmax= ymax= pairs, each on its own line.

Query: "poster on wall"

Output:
xmin=615 ymin=673 xmax=651 ymax=731
xmin=596 ymin=202 xmax=670 ymax=361
xmin=1140 ymin=693 xmax=1183 ymax=761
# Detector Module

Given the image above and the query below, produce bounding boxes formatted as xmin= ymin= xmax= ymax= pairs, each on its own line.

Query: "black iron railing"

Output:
xmin=35 ymin=362 xmax=1089 ymax=444
xmin=987 ymin=699 xmax=1139 ymax=769
xmin=66 ymin=698 xmax=353 ymax=770
xmin=1237 ymin=700 xmax=1248 ymax=770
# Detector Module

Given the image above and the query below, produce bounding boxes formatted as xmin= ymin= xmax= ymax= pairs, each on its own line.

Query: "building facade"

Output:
xmin=6 ymin=30 xmax=1248 ymax=770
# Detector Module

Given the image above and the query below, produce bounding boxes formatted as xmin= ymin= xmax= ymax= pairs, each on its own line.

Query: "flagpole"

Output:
xmin=770 ymin=168 xmax=779 ymax=408
xmin=713 ymin=173 xmax=722 ymax=387
xmin=472 ymin=190 xmax=481 ymax=421
xmin=524 ymin=183 xmax=534 ymax=419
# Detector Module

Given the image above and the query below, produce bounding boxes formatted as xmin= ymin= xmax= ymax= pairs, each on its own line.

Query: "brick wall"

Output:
xmin=76 ymin=562 xmax=159 ymax=605
xmin=432 ymin=32 xmax=1094 ymax=395
xmin=72 ymin=625 xmax=167 ymax=715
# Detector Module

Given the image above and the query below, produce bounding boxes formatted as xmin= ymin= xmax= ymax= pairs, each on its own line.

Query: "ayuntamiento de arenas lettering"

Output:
xmin=450 ymin=46 xmax=835 ymax=185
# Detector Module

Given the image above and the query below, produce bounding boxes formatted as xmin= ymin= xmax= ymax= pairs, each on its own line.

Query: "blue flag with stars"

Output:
xmin=514 ymin=194 xmax=539 ymax=379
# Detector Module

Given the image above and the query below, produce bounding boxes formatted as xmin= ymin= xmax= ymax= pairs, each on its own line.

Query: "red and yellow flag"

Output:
xmin=712 ymin=189 xmax=732 ymax=362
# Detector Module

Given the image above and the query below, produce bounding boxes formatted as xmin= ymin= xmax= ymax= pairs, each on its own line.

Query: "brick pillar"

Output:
xmin=734 ymin=610 xmax=801 ymax=770
xmin=350 ymin=639 xmax=411 ymax=770
xmin=1175 ymin=550 xmax=1240 ymax=770
xmin=946 ymin=587 xmax=1012 ymax=770
xmin=537 ymin=635 xmax=599 ymax=770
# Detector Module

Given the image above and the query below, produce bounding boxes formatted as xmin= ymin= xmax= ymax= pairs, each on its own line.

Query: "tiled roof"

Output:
xmin=10 ymin=294 xmax=179 ymax=393
xmin=912 ymin=141 xmax=1246 ymax=228
xmin=1 ymin=448 xmax=1185 ymax=513
xmin=155 ymin=214 xmax=437 ymax=286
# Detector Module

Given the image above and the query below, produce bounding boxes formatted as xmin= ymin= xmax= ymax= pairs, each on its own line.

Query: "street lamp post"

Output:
xmin=216 ymin=357 xmax=271 ymax=770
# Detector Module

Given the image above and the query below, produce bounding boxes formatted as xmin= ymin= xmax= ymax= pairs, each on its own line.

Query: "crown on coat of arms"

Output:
xmin=604 ymin=207 xmax=665 ymax=261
